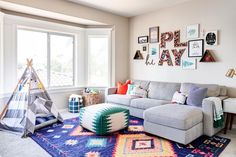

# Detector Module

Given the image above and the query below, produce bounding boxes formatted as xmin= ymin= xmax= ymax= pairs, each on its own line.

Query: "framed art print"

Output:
xmin=205 ymin=30 xmax=218 ymax=46
xmin=186 ymin=24 xmax=199 ymax=39
xmin=149 ymin=43 xmax=159 ymax=57
xmin=149 ymin=26 xmax=159 ymax=43
xmin=188 ymin=39 xmax=204 ymax=57
xmin=182 ymin=58 xmax=197 ymax=70
xmin=140 ymin=44 xmax=149 ymax=54
xmin=138 ymin=36 xmax=148 ymax=44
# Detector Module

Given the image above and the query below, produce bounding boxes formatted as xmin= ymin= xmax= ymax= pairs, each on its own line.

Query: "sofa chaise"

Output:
xmin=105 ymin=80 xmax=227 ymax=144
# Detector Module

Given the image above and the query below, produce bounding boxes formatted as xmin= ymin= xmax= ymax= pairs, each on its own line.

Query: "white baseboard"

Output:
xmin=59 ymin=108 xmax=69 ymax=112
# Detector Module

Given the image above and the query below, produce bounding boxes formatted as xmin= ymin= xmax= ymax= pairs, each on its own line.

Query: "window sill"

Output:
xmin=0 ymin=86 xmax=108 ymax=99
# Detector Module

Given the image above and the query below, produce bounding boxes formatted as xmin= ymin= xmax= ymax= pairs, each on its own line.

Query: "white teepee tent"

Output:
xmin=0 ymin=59 xmax=63 ymax=137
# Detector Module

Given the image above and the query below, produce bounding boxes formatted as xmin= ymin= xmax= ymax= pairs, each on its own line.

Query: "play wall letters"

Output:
xmin=159 ymin=30 xmax=187 ymax=66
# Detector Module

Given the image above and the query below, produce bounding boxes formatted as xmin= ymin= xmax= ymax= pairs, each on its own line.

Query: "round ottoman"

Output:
xmin=79 ymin=103 xmax=129 ymax=135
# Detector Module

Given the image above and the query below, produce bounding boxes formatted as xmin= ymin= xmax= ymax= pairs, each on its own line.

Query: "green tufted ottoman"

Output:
xmin=79 ymin=103 xmax=129 ymax=135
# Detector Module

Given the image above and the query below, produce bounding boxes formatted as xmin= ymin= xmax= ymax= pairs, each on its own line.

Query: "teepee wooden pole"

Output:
xmin=27 ymin=58 xmax=33 ymax=68
xmin=0 ymin=59 xmax=31 ymax=119
xmin=0 ymin=104 xmax=8 ymax=119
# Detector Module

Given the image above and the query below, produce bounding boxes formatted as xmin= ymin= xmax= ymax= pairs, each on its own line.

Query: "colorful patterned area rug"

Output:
xmin=31 ymin=116 xmax=230 ymax=157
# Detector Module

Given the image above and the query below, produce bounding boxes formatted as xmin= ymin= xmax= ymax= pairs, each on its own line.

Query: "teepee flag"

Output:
xmin=0 ymin=59 xmax=63 ymax=137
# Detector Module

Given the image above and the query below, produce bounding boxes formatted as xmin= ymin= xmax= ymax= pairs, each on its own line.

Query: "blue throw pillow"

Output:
xmin=187 ymin=86 xmax=207 ymax=107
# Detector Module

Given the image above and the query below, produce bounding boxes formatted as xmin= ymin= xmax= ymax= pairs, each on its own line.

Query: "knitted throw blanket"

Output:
xmin=205 ymin=97 xmax=224 ymax=128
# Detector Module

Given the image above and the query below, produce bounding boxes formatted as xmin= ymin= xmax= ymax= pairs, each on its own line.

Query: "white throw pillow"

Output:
xmin=130 ymin=86 xmax=147 ymax=98
xmin=172 ymin=91 xmax=187 ymax=104
xmin=126 ymin=84 xmax=139 ymax=95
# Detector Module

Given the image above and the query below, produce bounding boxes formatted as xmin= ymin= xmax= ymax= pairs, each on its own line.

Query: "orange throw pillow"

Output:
xmin=117 ymin=80 xmax=131 ymax=95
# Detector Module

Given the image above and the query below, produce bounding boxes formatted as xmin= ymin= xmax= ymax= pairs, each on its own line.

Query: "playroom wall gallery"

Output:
xmin=129 ymin=0 xmax=236 ymax=97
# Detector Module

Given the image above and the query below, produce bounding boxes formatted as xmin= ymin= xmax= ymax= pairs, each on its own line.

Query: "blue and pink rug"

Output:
xmin=31 ymin=116 xmax=230 ymax=157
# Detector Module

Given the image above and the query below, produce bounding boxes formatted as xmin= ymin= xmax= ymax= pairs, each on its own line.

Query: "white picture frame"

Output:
xmin=140 ymin=44 xmax=149 ymax=54
xmin=149 ymin=43 xmax=159 ymax=58
xmin=205 ymin=30 xmax=218 ymax=46
xmin=182 ymin=58 xmax=197 ymax=70
xmin=186 ymin=24 xmax=199 ymax=39
xmin=149 ymin=26 xmax=159 ymax=43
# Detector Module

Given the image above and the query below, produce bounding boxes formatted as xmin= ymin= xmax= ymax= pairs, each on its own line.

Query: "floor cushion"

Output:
xmin=79 ymin=103 xmax=129 ymax=135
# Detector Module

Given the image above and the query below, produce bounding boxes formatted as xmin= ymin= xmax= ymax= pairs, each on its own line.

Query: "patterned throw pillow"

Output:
xmin=126 ymin=84 xmax=138 ymax=95
xmin=172 ymin=91 xmax=187 ymax=104
xmin=130 ymin=86 xmax=147 ymax=98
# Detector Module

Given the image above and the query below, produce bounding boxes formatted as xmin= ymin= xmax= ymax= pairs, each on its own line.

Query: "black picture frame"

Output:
xmin=138 ymin=36 xmax=148 ymax=44
xmin=188 ymin=39 xmax=204 ymax=57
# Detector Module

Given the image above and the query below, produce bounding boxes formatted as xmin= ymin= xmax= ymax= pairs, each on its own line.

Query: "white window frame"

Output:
xmin=0 ymin=12 xmax=4 ymax=95
xmin=86 ymin=29 xmax=112 ymax=88
xmin=17 ymin=27 xmax=76 ymax=88
xmin=2 ymin=14 xmax=113 ymax=95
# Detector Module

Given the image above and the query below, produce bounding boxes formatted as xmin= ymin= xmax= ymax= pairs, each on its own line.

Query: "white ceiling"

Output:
xmin=69 ymin=0 xmax=194 ymax=17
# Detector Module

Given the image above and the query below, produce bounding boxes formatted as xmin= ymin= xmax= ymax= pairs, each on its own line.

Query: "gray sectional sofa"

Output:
xmin=105 ymin=80 xmax=227 ymax=144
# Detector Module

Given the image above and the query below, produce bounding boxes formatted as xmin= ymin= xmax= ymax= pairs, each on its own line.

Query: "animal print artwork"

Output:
xmin=171 ymin=49 xmax=186 ymax=66
xmin=174 ymin=30 xmax=187 ymax=47
xmin=160 ymin=32 xmax=173 ymax=48
xmin=158 ymin=50 xmax=173 ymax=66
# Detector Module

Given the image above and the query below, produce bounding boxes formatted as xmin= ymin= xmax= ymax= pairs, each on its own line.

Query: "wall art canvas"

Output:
xmin=140 ymin=44 xmax=149 ymax=54
xmin=186 ymin=24 xmax=199 ymax=39
xmin=138 ymin=36 xmax=148 ymax=44
xmin=205 ymin=30 xmax=218 ymax=46
xmin=182 ymin=58 xmax=197 ymax=70
xmin=149 ymin=43 xmax=159 ymax=57
xmin=149 ymin=26 xmax=159 ymax=43
xmin=188 ymin=39 xmax=204 ymax=57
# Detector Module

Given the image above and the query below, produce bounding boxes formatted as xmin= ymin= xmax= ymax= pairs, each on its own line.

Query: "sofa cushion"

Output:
xmin=130 ymin=86 xmax=148 ymax=98
xmin=148 ymin=82 xmax=181 ymax=100
xmin=130 ymin=98 xmax=170 ymax=110
xmin=132 ymin=80 xmax=150 ymax=90
xmin=220 ymin=86 xmax=227 ymax=96
xmin=186 ymin=86 xmax=207 ymax=107
xmin=117 ymin=80 xmax=131 ymax=95
xmin=180 ymin=83 xmax=220 ymax=97
xmin=144 ymin=104 xmax=203 ymax=130
xmin=106 ymin=94 xmax=138 ymax=106
xmin=172 ymin=91 xmax=187 ymax=104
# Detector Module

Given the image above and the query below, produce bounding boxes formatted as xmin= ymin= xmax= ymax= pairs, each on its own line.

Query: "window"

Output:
xmin=87 ymin=35 xmax=109 ymax=87
xmin=17 ymin=28 xmax=74 ymax=88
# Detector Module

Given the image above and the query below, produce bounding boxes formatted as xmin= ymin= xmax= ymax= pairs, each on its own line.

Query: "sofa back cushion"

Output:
xmin=148 ymin=81 xmax=181 ymax=100
xmin=132 ymin=80 xmax=150 ymax=90
xmin=220 ymin=86 xmax=227 ymax=96
xmin=180 ymin=83 xmax=221 ymax=97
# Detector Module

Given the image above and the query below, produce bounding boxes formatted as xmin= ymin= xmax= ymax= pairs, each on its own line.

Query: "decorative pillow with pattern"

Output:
xmin=130 ymin=86 xmax=147 ymax=98
xmin=126 ymin=84 xmax=138 ymax=95
xmin=172 ymin=91 xmax=187 ymax=104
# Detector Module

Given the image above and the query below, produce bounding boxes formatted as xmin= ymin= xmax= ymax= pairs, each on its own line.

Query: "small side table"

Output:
xmin=223 ymin=98 xmax=236 ymax=134
xmin=82 ymin=92 xmax=101 ymax=107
